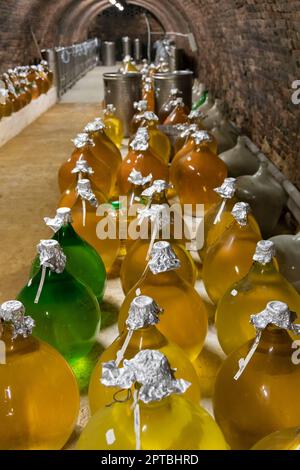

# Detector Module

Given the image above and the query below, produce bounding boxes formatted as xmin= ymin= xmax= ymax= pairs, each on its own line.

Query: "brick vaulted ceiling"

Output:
xmin=0 ymin=0 xmax=299 ymax=186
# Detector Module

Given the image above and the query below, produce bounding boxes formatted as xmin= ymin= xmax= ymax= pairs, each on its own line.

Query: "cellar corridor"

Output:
xmin=0 ymin=0 xmax=300 ymax=454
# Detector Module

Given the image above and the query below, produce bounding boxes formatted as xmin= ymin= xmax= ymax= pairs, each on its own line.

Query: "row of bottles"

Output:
xmin=0 ymin=61 xmax=53 ymax=120
xmin=2 ymin=67 xmax=299 ymax=451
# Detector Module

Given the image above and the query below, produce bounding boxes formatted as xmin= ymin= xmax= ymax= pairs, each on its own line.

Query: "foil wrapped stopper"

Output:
xmin=253 ymin=240 xmax=276 ymax=265
xmin=250 ymin=301 xmax=300 ymax=334
xmin=76 ymin=179 xmax=98 ymax=207
xmin=214 ymin=177 xmax=237 ymax=199
xmin=148 ymin=241 xmax=181 ymax=274
xmin=128 ymin=169 xmax=152 ymax=186
xmin=140 ymin=111 xmax=159 ymax=122
xmin=191 ymin=130 xmax=213 ymax=145
xmin=137 ymin=204 xmax=170 ymax=230
xmin=179 ymin=124 xmax=198 ymax=138
xmin=126 ymin=295 xmax=163 ymax=330
xmin=130 ymin=127 xmax=149 ymax=151
xmin=170 ymin=88 xmax=182 ymax=97
xmin=234 ymin=301 xmax=300 ymax=380
xmin=188 ymin=109 xmax=205 ymax=120
xmin=231 ymin=202 xmax=250 ymax=226
xmin=72 ymin=132 xmax=95 ymax=148
xmin=37 ymin=239 xmax=66 ymax=273
xmin=101 ymin=349 xmax=190 ymax=403
xmin=71 ymin=159 xmax=94 ymax=175
xmin=0 ymin=89 xmax=9 ymax=98
xmin=84 ymin=118 xmax=105 ymax=133
xmin=44 ymin=207 xmax=72 ymax=233
xmin=141 ymin=180 xmax=171 ymax=198
xmin=173 ymin=97 xmax=184 ymax=107
xmin=134 ymin=100 xmax=148 ymax=112
xmin=106 ymin=104 xmax=116 ymax=113
xmin=0 ymin=300 xmax=35 ymax=339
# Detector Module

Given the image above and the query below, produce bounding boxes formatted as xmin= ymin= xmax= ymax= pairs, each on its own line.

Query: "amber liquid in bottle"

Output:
xmin=0 ymin=325 xmax=79 ymax=450
xmin=203 ymin=219 xmax=261 ymax=304
xmin=216 ymin=257 xmax=300 ymax=355
xmin=213 ymin=326 xmax=300 ymax=449
xmin=117 ymin=147 xmax=169 ymax=195
xmin=170 ymin=143 xmax=228 ymax=214
xmin=118 ymin=268 xmax=208 ymax=361
xmin=198 ymin=196 xmax=260 ymax=262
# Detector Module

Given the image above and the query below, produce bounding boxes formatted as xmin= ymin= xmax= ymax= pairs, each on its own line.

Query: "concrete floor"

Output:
xmin=0 ymin=65 xmax=224 ymax=448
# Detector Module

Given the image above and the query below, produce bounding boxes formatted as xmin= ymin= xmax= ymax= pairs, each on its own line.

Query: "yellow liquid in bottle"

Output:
xmin=118 ymin=269 xmax=208 ymax=361
xmin=0 ymin=327 xmax=79 ymax=450
xmin=78 ymin=395 xmax=228 ymax=450
xmin=170 ymin=144 xmax=228 ymax=214
xmin=216 ymin=259 xmax=300 ymax=355
xmin=88 ymin=325 xmax=201 ymax=414
xmin=203 ymin=221 xmax=261 ymax=304
xmin=198 ymin=197 xmax=261 ymax=262
xmin=103 ymin=111 xmax=124 ymax=149
xmin=147 ymin=124 xmax=171 ymax=164
xmin=120 ymin=239 xmax=197 ymax=294
xmin=58 ymin=187 xmax=120 ymax=273
xmin=117 ymin=147 xmax=169 ymax=195
xmin=252 ymin=427 xmax=300 ymax=450
xmin=213 ymin=327 xmax=300 ymax=450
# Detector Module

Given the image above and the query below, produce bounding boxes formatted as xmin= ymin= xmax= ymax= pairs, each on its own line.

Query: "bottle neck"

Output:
xmin=257 ymin=325 xmax=293 ymax=354
xmin=250 ymin=259 xmax=277 ymax=275
xmin=0 ymin=324 xmax=38 ymax=355
xmin=53 ymin=222 xmax=79 ymax=243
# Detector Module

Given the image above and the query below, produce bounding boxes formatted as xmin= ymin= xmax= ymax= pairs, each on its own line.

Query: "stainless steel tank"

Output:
xmin=133 ymin=38 xmax=142 ymax=63
xmin=122 ymin=36 xmax=132 ymax=58
xmin=153 ymin=70 xmax=194 ymax=112
xmin=102 ymin=41 xmax=116 ymax=66
xmin=103 ymin=72 xmax=142 ymax=137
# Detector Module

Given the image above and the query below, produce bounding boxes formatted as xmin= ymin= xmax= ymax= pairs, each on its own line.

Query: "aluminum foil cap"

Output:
xmin=191 ymin=130 xmax=213 ymax=145
xmin=188 ymin=109 xmax=205 ymax=120
xmin=0 ymin=89 xmax=9 ymax=98
xmin=170 ymin=88 xmax=182 ymax=96
xmin=140 ymin=111 xmax=159 ymax=122
xmin=128 ymin=169 xmax=153 ymax=186
xmin=0 ymin=300 xmax=35 ymax=339
xmin=250 ymin=301 xmax=300 ymax=334
xmin=134 ymin=100 xmax=148 ymax=112
xmin=72 ymin=132 xmax=95 ymax=148
xmin=141 ymin=180 xmax=171 ymax=198
xmin=37 ymin=239 xmax=66 ymax=273
xmin=105 ymin=104 xmax=116 ymax=113
xmin=44 ymin=207 xmax=72 ymax=233
xmin=130 ymin=128 xmax=149 ymax=151
xmin=137 ymin=204 xmax=170 ymax=230
xmin=76 ymin=179 xmax=98 ymax=207
xmin=253 ymin=240 xmax=276 ymax=265
xmin=148 ymin=241 xmax=181 ymax=274
xmin=214 ymin=177 xmax=237 ymax=199
xmin=101 ymin=349 xmax=190 ymax=403
xmin=71 ymin=159 xmax=94 ymax=175
xmin=179 ymin=124 xmax=198 ymax=138
xmin=173 ymin=97 xmax=184 ymax=106
xmin=231 ymin=202 xmax=250 ymax=226
xmin=126 ymin=295 xmax=163 ymax=330
xmin=84 ymin=118 xmax=105 ymax=133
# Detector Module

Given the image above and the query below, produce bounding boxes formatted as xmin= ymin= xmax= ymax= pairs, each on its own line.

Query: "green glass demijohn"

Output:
xmin=31 ymin=207 xmax=107 ymax=303
xmin=18 ymin=239 xmax=101 ymax=364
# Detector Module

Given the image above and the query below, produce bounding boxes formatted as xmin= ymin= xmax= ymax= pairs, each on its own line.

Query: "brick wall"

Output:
xmin=0 ymin=0 xmax=299 ymax=186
